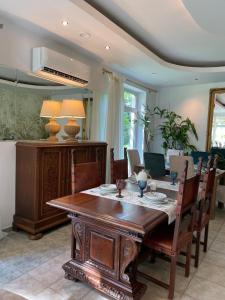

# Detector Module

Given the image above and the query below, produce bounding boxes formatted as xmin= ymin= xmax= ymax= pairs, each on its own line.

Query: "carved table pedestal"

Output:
xmin=63 ymin=213 xmax=146 ymax=300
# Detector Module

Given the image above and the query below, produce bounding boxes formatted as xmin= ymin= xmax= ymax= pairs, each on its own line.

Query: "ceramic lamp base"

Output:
xmin=64 ymin=119 xmax=80 ymax=141
xmin=45 ymin=118 xmax=61 ymax=142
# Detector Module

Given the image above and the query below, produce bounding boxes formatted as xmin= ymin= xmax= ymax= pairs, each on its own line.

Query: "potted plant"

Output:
xmin=135 ymin=105 xmax=154 ymax=152
xmin=154 ymin=106 xmax=198 ymax=153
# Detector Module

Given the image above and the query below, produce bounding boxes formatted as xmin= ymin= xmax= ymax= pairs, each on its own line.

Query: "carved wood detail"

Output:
xmin=120 ymin=237 xmax=139 ymax=284
xmin=63 ymin=261 xmax=134 ymax=300
xmin=72 ymin=221 xmax=84 ymax=261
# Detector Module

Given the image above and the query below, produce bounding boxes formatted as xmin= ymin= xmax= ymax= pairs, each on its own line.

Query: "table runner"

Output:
xmin=82 ymin=188 xmax=177 ymax=224
xmin=127 ymin=177 xmax=179 ymax=192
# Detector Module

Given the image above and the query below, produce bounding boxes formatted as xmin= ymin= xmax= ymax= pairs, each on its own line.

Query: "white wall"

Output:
xmin=0 ymin=142 xmax=16 ymax=229
xmin=152 ymin=82 xmax=225 ymax=153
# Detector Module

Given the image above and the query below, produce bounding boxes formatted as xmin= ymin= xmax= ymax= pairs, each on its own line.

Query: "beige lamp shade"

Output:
xmin=40 ymin=100 xmax=62 ymax=118
xmin=60 ymin=99 xmax=85 ymax=118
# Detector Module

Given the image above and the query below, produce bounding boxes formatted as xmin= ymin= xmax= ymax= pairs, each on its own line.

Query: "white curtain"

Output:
xmin=91 ymin=72 xmax=125 ymax=183
xmin=144 ymin=90 xmax=157 ymax=152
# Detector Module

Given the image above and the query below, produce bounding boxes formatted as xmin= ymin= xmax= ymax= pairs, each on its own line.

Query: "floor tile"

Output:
xmin=180 ymin=295 xmax=196 ymax=300
xmin=50 ymin=277 xmax=90 ymax=299
xmin=4 ymin=273 xmax=47 ymax=299
xmin=31 ymin=288 xmax=65 ymax=300
xmin=185 ymin=276 xmax=225 ymax=300
xmin=209 ymin=240 xmax=225 ymax=254
xmin=195 ymin=261 xmax=225 ymax=287
xmin=203 ymin=249 xmax=225 ymax=268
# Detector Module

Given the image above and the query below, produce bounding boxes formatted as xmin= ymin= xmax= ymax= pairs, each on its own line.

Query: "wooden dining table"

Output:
xmin=48 ymin=180 xmax=177 ymax=300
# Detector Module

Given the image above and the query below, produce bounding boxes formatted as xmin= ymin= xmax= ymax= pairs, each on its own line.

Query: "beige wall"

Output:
xmin=152 ymin=82 xmax=225 ymax=153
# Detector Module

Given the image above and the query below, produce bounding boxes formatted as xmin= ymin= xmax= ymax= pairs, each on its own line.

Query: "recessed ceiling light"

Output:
xmin=152 ymin=72 xmax=157 ymax=75
xmin=105 ymin=45 xmax=111 ymax=50
xmin=80 ymin=32 xmax=91 ymax=39
xmin=195 ymin=78 xmax=199 ymax=81
xmin=62 ymin=20 xmax=69 ymax=26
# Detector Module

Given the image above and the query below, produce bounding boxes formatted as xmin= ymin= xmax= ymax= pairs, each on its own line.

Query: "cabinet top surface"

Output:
xmin=16 ymin=140 xmax=107 ymax=148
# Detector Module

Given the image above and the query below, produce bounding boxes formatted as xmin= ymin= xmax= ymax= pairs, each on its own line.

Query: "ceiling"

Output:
xmin=1 ymin=0 xmax=225 ymax=87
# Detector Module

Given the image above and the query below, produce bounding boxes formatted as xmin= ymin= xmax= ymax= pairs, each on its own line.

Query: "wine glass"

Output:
xmin=138 ymin=180 xmax=147 ymax=198
xmin=116 ymin=179 xmax=126 ymax=198
xmin=170 ymin=171 xmax=178 ymax=185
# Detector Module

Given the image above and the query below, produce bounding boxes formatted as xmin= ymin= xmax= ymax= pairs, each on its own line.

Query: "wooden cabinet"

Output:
xmin=14 ymin=141 xmax=107 ymax=239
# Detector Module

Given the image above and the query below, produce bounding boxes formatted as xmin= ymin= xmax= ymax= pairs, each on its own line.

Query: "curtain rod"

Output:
xmin=102 ymin=68 xmax=157 ymax=93
xmin=126 ymin=79 xmax=157 ymax=93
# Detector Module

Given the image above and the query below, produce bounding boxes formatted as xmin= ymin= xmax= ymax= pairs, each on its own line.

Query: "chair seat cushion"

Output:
xmin=144 ymin=223 xmax=193 ymax=255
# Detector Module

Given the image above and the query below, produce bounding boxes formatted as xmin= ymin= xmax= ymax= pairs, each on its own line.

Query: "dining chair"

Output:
xmin=71 ymin=150 xmax=103 ymax=193
xmin=144 ymin=152 xmax=166 ymax=178
xmin=169 ymin=155 xmax=195 ymax=179
xmin=127 ymin=149 xmax=144 ymax=174
xmin=211 ymin=147 xmax=225 ymax=170
xmin=216 ymin=184 xmax=225 ymax=209
xmin=193 ymin=156 xmax=217 ymax=268
xmin=191 ymin=151 xmax=209 ymax=165
xmin=110 ymin=148 xmax=128 ymax=184
xmin=139 ymin=160 xmax=201 ymax=300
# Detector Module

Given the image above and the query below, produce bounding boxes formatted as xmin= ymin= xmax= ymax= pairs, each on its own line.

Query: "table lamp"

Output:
xmin=40 ymin=100 xmax=62 ymax=142
xmin=60 ymin=99 xmax=85 ymax=141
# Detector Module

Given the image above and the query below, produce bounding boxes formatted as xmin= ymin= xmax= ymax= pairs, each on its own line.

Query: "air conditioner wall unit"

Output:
xmin=32 ymin=47 xmax=90 ymax=87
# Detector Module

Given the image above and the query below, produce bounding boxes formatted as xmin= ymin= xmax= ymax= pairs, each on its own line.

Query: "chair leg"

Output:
xmin=168 ymin=255 xmax=177 ymax=300
xmin=194 ymin=231 xmax=201 ymax=268
xmin=185 ymin=242 xmax=192 ymax=277
xmin=204 ymin=224 xmax=209 ymax=253
xmin=149 ymin=250 xmax=156 ymax=263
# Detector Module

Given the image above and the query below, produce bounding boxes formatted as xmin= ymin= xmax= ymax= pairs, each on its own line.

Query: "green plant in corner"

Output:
xmin=135 ymin=105 xmax=154 ymax=152
xmin=154 ymin=106 xmax=198 ymax=153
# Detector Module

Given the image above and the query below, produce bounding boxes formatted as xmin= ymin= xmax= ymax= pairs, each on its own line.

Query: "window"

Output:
xmin=123 ymin=86 xmax=146 ymax=158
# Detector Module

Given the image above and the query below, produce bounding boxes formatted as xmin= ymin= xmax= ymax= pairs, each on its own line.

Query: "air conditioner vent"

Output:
xmin=43 ymin=66 xmax=88 ymax=85
xmin=32 ymin=47 xmax=90 ymax=87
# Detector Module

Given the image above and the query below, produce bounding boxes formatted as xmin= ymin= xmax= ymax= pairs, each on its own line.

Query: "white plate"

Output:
xmin=100 ymin=184 xmax=117 ymax=192
xmin=144 ymin=192 xmax=167 ymax=202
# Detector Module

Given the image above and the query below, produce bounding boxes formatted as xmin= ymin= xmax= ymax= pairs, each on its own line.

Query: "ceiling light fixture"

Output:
xmin=195 ymin=78 xmax=199 ymax=81
xmin=62 ymin=20 xmax=69 ymax=26
xmin=80 ymin=32 xmax=91 ymax=39
xmin=105 ymin=45 xmax=111 ymax=50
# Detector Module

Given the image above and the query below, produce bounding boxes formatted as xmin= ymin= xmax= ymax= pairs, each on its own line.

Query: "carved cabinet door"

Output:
xmin=38 ymin=148 xmax=64 ymax=218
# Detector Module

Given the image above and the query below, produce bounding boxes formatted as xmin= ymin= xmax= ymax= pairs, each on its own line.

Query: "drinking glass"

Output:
xmin=116 ymin=179 xmax=126 ymax=198
xmin=170 ymin=171 xmax=178 ymax=185
xmin=138 ymin=180 xmax=147 ymax=198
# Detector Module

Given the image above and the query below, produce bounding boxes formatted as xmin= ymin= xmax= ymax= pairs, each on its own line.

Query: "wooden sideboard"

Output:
xmin=14 ymin=140 xmax=107 ymax=239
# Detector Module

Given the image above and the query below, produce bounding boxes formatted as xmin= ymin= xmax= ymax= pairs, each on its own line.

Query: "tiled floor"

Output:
xmin=0 ymin=209 xmax=225 ymax=300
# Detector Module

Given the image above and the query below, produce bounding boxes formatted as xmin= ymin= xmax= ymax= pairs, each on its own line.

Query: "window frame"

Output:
xmin=123 ymin=87 xmax=145 ymax=159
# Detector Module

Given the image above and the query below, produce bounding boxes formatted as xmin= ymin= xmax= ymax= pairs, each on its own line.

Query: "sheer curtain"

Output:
xmin=91 ymin=72 xmax=125 ymax=183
